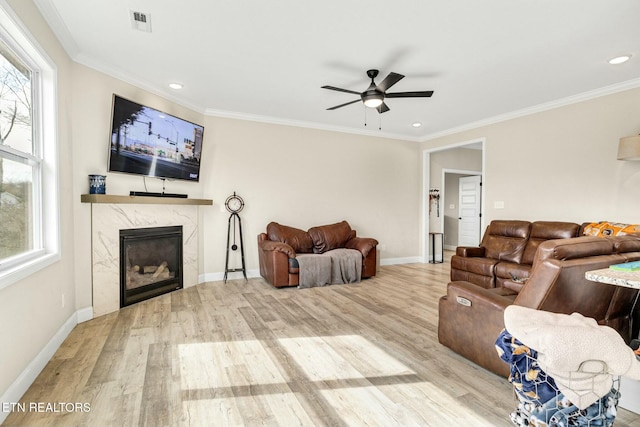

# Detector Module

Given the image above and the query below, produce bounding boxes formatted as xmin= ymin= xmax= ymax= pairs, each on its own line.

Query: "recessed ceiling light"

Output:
xmin=609 ymin=55 xmax=631 ymax=65
xmin=168 ymin=82 xmax=183 ymax=90
xmin=412 ymin=122 xmax=422 ymax=128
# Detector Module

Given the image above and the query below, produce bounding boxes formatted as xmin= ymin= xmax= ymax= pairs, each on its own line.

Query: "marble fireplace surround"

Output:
xmin=82 ymin=195 xmax=212 ymax=317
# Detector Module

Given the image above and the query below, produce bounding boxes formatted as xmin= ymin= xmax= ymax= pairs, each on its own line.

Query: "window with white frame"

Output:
xmin=0 ymin=3 xmax=58 ymax=288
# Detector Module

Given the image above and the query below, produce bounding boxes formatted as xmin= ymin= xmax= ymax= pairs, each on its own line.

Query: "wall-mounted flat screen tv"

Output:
xmin=108 ymin=94 xmax=204 ymax=182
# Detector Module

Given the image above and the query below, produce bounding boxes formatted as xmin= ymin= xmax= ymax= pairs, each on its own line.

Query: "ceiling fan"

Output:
xmin=322 ymin=69 xmax=434 ymax=114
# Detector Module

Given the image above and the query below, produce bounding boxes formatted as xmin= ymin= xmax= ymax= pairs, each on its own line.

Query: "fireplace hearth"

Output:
xmin=120 ymin=226 xmax=183 ymax=307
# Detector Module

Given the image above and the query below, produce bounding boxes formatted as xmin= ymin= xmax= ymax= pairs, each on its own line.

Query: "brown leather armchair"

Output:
xmin=258 ymin=221 xmax=378 ymax=288
xmin=451 ymin=220 xmax=581 ymax=288
xmin=439 ymin=235 xmax=640 ymax=377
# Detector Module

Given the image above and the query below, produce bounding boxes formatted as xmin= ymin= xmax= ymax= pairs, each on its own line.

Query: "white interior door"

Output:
xmin=458 ymin=175 xmax=482 ymax=246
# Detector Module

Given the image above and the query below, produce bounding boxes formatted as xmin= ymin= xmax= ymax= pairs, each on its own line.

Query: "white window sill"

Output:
xmin=0 ymin=251 xmax=60 ymax=291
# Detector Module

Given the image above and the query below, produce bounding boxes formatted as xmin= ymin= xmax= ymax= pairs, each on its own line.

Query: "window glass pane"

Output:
xmin=0 ymin=41 xmax=32 ymax=155
xmin=0 ymin=155 xmax=33 ymax=260
xmin=0 ymin=6 xmax=56 ymax=287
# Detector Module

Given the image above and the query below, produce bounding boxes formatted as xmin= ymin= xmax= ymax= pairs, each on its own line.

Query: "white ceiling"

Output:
xmin=34 ymin=0 xmax=640 ymax=141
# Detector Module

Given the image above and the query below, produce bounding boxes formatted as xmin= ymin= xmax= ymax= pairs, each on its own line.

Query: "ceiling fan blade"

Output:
xmin=321 ymin=85 xmax=361 ymax=95
xmin=385 ymin=90 xmax=434 ymax=98
xmin=377 ymin=72 xmax=404 ymax=92
xmin=376 ymin=102 xmax=390 ymax=114
xmin=327 ymin=99 xmax=361 ymax=110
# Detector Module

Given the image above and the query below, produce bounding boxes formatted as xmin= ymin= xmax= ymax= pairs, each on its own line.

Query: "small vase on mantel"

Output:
xmin=89 ymin=174 xmax=106 ymax=194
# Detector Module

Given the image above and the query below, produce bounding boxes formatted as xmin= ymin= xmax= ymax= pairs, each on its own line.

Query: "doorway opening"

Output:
xmin=422 ymin=138 xmax=485 ymax=263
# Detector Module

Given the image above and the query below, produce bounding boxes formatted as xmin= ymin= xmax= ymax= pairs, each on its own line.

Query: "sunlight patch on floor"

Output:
xmin=178 ymin=341 xmax=285 ymax=390
xmin=180 ymin=393 xmax=314 ymax=427
xmin=176 ymin=335 xmax=500 ymax=426
xmin=278 ymin=335 xmax=414 ymax=381
xmin=321 ymin=382 xmax=499 ymax=427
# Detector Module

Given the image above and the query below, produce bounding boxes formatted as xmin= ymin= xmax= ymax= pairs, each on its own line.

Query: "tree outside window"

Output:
xmin=0 ymin=5 xmax=58 ymax=289
xmin=0 ymin=40 xmax=35 ymax=262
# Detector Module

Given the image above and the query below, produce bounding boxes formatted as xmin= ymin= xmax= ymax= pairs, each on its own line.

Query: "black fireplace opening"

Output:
xmin=120 ymin=226 xmax=183 ymax=308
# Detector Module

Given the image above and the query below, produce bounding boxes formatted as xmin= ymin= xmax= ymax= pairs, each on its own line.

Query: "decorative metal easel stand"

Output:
xmin=224 ymin=212 xmax=247 ymax=283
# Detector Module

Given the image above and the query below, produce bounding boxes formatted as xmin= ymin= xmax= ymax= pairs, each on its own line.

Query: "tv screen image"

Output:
xmin=109 ymin=95 xmax=205 ymax=181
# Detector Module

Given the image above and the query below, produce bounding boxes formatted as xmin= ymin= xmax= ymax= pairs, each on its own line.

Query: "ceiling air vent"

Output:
xmin=130 ymin=10 xmax=152 ymax=32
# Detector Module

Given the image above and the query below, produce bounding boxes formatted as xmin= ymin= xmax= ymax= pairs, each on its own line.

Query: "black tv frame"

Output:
xmin=108 ymin=94 xmax=204 ymax=182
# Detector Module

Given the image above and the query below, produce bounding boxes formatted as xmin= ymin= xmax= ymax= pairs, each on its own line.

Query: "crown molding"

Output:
xmin=203 ymin=108 xmax=421 ymax=142
xmin=420 ymin=77 xmax=640 ymax=142
xmin=46 ymin=48 xmax=640 ymax=145
xmin=66 ymin=52 xmax=421 ymax=142
xmin=73 ymin=52 xmax=207 ymax=114
xmin=32 ymin=0 xmax=79 ymax=58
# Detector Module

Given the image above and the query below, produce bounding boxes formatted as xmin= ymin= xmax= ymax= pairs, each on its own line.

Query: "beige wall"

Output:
xmin=69 ymin=60 xmax=422 ymax=314
xmin=69 ymin=68 xmax=424 ymax=287
xmin=421 ymin=87 xmax=640 ymax=225
xmin=0 ymin=0 xmax=75 ymax=397
xmin=69 ymin=67 xmax=422 ymax=292
xmin=200 ymin=117 xmax=422 ymax=275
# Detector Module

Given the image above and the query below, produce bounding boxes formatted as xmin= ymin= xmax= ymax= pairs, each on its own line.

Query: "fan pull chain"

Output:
xmin=362 ymin=106 xmax=382 ymax=130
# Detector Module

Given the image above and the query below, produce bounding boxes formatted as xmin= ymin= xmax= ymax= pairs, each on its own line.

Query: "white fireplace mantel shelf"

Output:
xmin=81 ymin=194 xmax=213 ymax=206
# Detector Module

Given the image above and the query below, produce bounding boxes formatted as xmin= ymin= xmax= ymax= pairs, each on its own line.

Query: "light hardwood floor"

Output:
xmin=3 ymin=255 xmax=640 ymax=426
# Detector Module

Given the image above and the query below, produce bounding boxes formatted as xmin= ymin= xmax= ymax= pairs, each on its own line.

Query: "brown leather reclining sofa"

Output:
xmin=451 ymin=220 xmax=582 ymax=288
xmin=439 ymin=234 xmax=640 ymax=377
xmin=257 ymin=220 xmax=378 ymax=288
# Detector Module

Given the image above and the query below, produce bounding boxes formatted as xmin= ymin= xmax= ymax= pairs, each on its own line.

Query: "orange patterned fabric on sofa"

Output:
xmin=582 ymin=221 xmax=640 ymax=237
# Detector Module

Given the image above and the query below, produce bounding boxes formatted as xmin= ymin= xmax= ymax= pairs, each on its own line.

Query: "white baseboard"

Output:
xmin=0 ymin=308 xmax=85 ymax=424
xmin=198 ymin=258 xmax=428 ymax=283
xmin=380 ymin=256 xmax=423 ymax=265
xmin=76 ymin=306 xmax=93 ymax=323
xmin=199 ymin=269 xmax=261 ymax=284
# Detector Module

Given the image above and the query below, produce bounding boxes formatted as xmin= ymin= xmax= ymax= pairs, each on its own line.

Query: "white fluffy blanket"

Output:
xmin=504 ymin=305 xmax=640 ymax=409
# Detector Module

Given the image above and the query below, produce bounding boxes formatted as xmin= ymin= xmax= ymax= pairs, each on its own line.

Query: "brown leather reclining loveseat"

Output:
xmin=450 ymin=220 xmax=581 ymax=288
xmin=438 ymin=234 xmax=640 ymax=377
xmin=257 ymin=220 xmax=378 ymax=288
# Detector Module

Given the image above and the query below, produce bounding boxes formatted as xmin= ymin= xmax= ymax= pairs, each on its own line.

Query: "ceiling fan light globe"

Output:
xmin=363 ymin=98 xmax=383 ymax=108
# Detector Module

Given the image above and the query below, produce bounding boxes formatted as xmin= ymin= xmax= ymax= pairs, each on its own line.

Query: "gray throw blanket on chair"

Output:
xmin=296 ymin=254 xmax=332 ymax=288
xmin=296 ymin=249 xmax=362 ymax=288
xmin=297 ymin=249 xmax=362 ymax=288
xmin=327 ymin=248 xmax=362 ymax=284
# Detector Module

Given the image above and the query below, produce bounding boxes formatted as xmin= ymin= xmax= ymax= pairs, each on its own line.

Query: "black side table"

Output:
xmin=429 ymin=232 xmax=444 ymax=264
